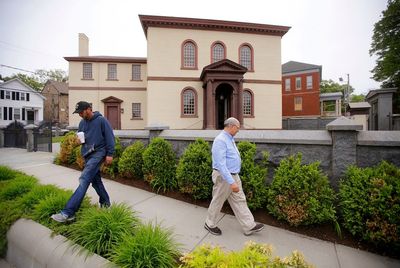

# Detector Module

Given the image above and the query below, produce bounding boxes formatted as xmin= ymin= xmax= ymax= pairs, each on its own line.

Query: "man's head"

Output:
xmin=73 ymin=101 xmax=92 ymax=119
xmin=224 ymin=117 xmax=240 ymax=136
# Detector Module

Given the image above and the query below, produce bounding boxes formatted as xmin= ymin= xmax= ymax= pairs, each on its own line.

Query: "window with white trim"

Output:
xmin=20 ymin=92 xmax=26 ymax=101
xmin=307 ymin=75 xmax=313 ymax=89
xmin=132 ymin=65 xmax=141 ymax=80
xmin=239 ymin=45 xmax=252 ymax=70
xmin=296 ymin=77 xmax=301 ymax=90
xmin=183 ymin=89 xmax=195 ymax=115
xmin=107 ymin=64 xmax=117 ymax=80
xmin=83 ymin=63 xmax=92 ymax=79
xmin=212 ymin=43 xmax=225 ymax=63
xmin=294 ymin=97 xmax=302 ymax=111
xmin=243 ymin=90 xmax=252 ymax=116
xmin=14 ymin=108 xmax=20 ymax=120
xmin=132 ymin=103 xmax=141 ymax=118
xmin=285 ymin=78 xmax=291 ymax=91
xmin=183 ymin=41 xmax=196 ymax=68
xmin=5 ymin=91 xmax=10 ymax=100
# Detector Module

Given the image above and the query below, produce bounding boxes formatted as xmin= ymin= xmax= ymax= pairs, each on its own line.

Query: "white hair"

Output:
xmin=224 ymin=117 xmax=239 ymax=127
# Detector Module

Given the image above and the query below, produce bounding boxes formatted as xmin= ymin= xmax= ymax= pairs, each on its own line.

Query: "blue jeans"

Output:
xmin=62 ymin=151 xmax=110 ymax=217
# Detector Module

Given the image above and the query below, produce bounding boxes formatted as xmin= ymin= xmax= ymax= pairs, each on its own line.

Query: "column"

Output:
xmin=206 ymin=80 xmax=215 ymax=129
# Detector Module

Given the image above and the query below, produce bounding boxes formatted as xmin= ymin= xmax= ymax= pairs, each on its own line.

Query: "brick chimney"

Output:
xmin=78 ymin=33 xmax=89 ymax=56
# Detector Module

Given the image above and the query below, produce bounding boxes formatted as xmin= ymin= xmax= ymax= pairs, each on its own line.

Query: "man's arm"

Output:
xmin=102 ymin=118 xmax=115 ymax=164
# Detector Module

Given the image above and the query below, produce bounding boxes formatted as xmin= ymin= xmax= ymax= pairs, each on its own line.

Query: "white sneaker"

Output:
xmin=51 ymin=213 xmax=75 ymax=223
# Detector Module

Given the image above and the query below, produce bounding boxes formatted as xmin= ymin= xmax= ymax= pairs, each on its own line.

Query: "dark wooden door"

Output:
xmin=106 ymin=105 xmax=119 ymax=130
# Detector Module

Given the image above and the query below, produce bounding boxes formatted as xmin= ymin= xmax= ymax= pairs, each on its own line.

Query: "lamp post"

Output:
xmin=339 ymin=74 xmax=350 ymax=116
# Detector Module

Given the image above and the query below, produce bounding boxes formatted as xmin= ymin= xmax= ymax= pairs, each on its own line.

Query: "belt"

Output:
xmin=213 ymin=168 xmax=238 ymax=176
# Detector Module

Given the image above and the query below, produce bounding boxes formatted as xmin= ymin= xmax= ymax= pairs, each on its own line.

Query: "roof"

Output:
xmin=139 ymin=14 xmax=290 ymax=38
xmin=320 ymin=92 xmax=342 ymax=101
xmin=282 ymin=61 xmax=322 ymax=74
xmin=365 ymin=88 xmax=397 ymax=100
xmin=64 ymin=56 xmax=147 ymax=63
xmin=348 ymin=102 xmax=371 ymax=109
xmin=45 ymin=80 xmax=69 ymax=95
xmin=0 ymin=78 xmax=45 ymax=100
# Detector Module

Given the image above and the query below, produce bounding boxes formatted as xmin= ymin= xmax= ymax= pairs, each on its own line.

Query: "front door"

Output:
xmin=27 ymin=110 xmax=34 ymax=124
xmin=106 ymin=105 xmax=119 ymax=130
xmin=215 ymin=84 xmax=233 ymax=129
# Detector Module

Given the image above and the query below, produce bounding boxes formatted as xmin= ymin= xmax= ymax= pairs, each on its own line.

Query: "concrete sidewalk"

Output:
xmin=0 ymin=147 xmax=399 ymax=268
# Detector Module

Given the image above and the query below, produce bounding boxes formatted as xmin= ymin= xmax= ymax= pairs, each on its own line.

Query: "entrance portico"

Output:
xmin=200 ymin=59 xmax=247 ymax=129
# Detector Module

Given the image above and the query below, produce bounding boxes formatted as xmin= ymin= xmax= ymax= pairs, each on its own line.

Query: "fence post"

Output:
xmin=144 ymin=125 xmax=169 ymax=142
xmin=326 ymin=117 xmax=362 ymax=189
xmin=0 ymin=125 xmax=5 ymax=148
xmin=24 ymin=124 xmax=36 ymax=152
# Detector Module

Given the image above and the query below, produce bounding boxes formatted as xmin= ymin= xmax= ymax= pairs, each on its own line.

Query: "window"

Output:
xmin=5 ymin=91 xmax=10 ymax=100
xmin=107 ymin=64 xmax=117 ymax=80
xmin=132 ymin=103 xmax=141 ymax=118
xmin=182 ymin=40 xmax=197 ymax=69
xmin=285 ymin=78 xmax=291 ymax=91
xmin=307 ymin=75 xmax=313 ymax=89
xmin=132 ymin=65 xmax=141 ymax=80
xmin=181 ymin=88 xmax=197 ymax=117
xmin=294 ymin=97 xmax=302 ymax=111
xmin=0 ymin=106 xmax=2 ymax=120
xmin=14 ymin=108 xmax=20 ymax=120
xmin=83 ymin=63 xmax=92 ymax=79
xmin=211 ymin=42 xmax=225 ymax=63
xmin=296 ymin=77 xmax=301 ymax=90
xmin=239 ymin=44 xmax=253 ymax=70
xmin=20 ymin=92 xmax=26 ymax=101
xmin=243 ymin=90 xmax=253 ymax=116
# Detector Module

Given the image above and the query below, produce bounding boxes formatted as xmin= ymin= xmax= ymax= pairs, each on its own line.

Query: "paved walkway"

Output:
xmin=0 ymin=147 xmax=399 ymax=268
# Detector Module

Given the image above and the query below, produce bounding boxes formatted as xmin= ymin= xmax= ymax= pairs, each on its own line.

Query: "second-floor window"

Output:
xmin=132 ymin=65 xmax=141 ymax=80
xmin=107 ymin=64 xmax=117 ymax=80
xmin=239 ymin=44 xmax=253 ymax=70
xmin=83 ymin=63 xmax=92 ymax=79
xmin=296 ymin=77 xmax=301 ymax=90
xmin=182 ymin=40 xmax=197 ymax=69
xmin=307 ymin=75 xmax=313 ymax=89
xmin=212 ymin=42 xmax=225 ymax=63
xmin=285 ymin=78 xmax=291 ymax=91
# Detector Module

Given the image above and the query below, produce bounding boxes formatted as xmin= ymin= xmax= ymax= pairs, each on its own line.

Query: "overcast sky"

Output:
xmin=0 ymin=0 xmax=388 ymax=94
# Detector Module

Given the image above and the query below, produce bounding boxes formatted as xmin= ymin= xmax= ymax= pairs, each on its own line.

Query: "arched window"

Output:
xmin=182 ymin=40 xmax=197 ymax=69
xmin=211 ymin=42 xmax=226 ymax=63
xmin=181 ymin=88 xmax=198 ymax=117
xmin=243 ymin=89 xmax=254 ymax=117
xmin=239 ymin=44 xmax=254 ymax=71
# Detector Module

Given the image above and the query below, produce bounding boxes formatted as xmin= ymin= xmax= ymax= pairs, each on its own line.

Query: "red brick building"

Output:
xmin=282 ymin=61 xmax=322 ymax=117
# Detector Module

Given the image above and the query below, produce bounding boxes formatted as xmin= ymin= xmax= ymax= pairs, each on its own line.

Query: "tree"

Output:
xmin=3 ymin=73 xmax=43 ymax=91
xmin=370 ymin=0 xmax=400 ymax=112
xmin=320 ymin=79 xmax=354 ymax=95
xmin=2 ymin=69 xmax=68 ymax=91
xmin=350 ymin=94 xmax=365 ymax=103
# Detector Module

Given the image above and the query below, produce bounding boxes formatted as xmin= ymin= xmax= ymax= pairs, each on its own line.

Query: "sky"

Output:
xmin=0 ymin=0 xmax=388 ymax=95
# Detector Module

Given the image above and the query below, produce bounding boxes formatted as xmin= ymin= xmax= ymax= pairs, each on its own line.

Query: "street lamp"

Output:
xmin=339 ymin=74 xmax=350 ymax=115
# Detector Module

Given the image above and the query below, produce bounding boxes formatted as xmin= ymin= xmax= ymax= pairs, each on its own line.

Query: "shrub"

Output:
xmin=0 ymin=165 xmax=21 ymax=181
xmin=0 ymin=200 xmax=24 ymax=257
xmin=267 ymin=153 xmax=338 ymax=228
xmin=118 ymin=141 xmax=145 ymax=179
xmin=339 ymin=161 xmax=400 ymax=249
xmin=17 ymin=184 xmax=60 ymax=214
xmin=66 ymin=203 xmax=140 ymax=257
xmin=142 ymin=137 xmax=177 ymax=192
xmin=180 ymin=241 xmax=313 ymax=268
xmin=237 ymin=141 xmax=269 ymax=210
xmin=101 ymin=137 xmax=123 ymax=178
xmin=57 ymin=131 xmax=80 ymax=165
xmin=73 ymin=145 xmax=84 ymax=170
xmin=176 ymin=139 xmax=213 ymax=200
xmin=111 ymin=222 xmax=180 ymax=268
xmin=0 ymin=175 xmax=37 ymax=202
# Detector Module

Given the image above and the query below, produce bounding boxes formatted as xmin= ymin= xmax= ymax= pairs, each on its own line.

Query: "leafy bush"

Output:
xmin=118 ymin=141 xmax=145 ymax=179
xmin=267 ymin=154 xmax=338 ymax=228
xmin=111 ymin=222 xmax=180 ymax=268
xmin=57 ymin=131 xmax=80 ymax=165
xmin=0 ymin=200 xmax=24 ymax=257
xmin=237 ymin=141 xmax=269 ymax=210
xmin=66 ymin=203 xmax=140 ymax=257
xmin=339 ymin=161 xmax=400 ymax=249
xmin=17 ymin=184 xmax=60 ymax=214
xmin=101 ymin=137 xmax=123 ymax=178
xmin=180 ymin=241 xmax=313 ymax=268
xmin=176 ymin=139 xmax=213 ymax=200
xmin=0 ymin=165 xmax=21 ymax=181
xmin=142 ymin=137 xmax=177 ymax=192
xmin=73 ymin=145 xmax=84 ymax=170
xmin=0 ymin=175 xmax=37 ymax=202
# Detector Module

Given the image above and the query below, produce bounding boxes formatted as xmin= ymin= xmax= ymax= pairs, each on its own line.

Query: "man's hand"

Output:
xmin=105 ymin=156 xmax=113 ymax=165
xmin=230 ymin=182 xmax=239 ymax=193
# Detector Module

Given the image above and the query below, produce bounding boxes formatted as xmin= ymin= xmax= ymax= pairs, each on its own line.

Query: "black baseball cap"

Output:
xmin=73 ymin=101 xmax=91 ymax=114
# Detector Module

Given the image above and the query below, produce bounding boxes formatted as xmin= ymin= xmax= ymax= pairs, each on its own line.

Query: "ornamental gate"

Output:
xmin=33 ymin=121 xmax=52 ymax=152
xmin=4 ymin=121 xmax=26 ymax=148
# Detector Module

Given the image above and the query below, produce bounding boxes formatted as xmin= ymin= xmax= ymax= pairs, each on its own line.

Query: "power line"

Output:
xmin=0 ymin=64 xmax=36 ymax=74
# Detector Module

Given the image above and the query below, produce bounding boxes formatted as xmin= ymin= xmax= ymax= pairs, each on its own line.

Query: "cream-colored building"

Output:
xmin=66 ymin=15 xmax=290 ymax=130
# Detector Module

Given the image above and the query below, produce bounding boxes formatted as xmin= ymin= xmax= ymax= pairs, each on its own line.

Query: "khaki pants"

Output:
xmin=205 ymin=170 xmax=256 ymax=233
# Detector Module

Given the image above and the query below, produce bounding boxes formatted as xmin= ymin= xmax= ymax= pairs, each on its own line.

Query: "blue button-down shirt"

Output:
xmin=212 ymin=130 xmax=241 ymax=184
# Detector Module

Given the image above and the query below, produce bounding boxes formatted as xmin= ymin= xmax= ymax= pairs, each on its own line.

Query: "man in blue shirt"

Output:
xmin=205 ymin=117 xmax=264 ymax=236
xmin=51 ymin=101 xmax=115 ymax=223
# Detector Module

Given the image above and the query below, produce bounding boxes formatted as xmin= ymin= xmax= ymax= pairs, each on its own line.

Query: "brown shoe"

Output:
xmin=244 ymin=223 xmax=264 ymax=236
xmin=204 ymin=223 xmax=222 ymax=235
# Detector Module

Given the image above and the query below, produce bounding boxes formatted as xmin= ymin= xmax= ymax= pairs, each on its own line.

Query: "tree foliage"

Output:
xmin=370 ymin=0 xmax=400 ymax=112
xmin=2 ymin=69 xmax=68 ymax=91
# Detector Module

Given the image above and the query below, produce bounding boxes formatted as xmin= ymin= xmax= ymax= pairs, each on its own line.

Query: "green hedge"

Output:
xmin=176 ymin=139 xmax=213 ymax=200
xmin=118 ymin=141 xmax=145 ymax=179
xmin=339 ymin=161 xmax=400 ymax=250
